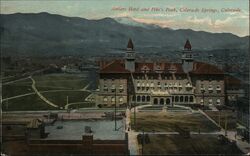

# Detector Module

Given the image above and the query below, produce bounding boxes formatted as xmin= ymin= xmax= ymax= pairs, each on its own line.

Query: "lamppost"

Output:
xmin=134 ymin=93 xmax=137 ymax=130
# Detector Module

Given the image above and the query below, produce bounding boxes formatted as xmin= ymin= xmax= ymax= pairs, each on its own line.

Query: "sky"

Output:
xmin=1 ymin=0 xmax=249 ymax=37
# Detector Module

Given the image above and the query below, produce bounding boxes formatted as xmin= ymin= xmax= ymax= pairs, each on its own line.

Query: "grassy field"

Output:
xmin=131 ymin=111 xmax=220 ymax=132
xmin=41 ymin=91 xmax=90 ymax=108
xmin=2 ymin=94 xmax=57 ymax=111
xmin=33 ymin=73 xmax=87 ymax=91
xmin=205 ymin=110 xmax=237 ymax=130
xmin=141 ymin=134 xmax=243 ymax=155
xmin=2 ymin=73 xmax=94 ymax=111
xmin=2 ymin=79 xmax=33 ymax=99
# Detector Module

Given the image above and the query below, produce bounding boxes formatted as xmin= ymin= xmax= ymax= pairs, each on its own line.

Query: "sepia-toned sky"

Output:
xmin=1 ymin=0 xmax=249 ymax=37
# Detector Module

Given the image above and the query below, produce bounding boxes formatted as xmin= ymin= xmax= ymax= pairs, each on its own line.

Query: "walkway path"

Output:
xmin=30 ymin=76 xmax=59 ymax=108
xmin=126 ymin=108 xmax=139 ymax=155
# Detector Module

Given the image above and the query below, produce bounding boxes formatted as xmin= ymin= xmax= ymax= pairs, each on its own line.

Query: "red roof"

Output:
xmin=191 ymin=62 xmax=224 ymax=75
xmin=225 ymin=75 xmax=241 ymax=86
xmin=100 ymin=60 xmax=130 ymax=73
xmin=135 ymin=62 xmax=184 ymax=74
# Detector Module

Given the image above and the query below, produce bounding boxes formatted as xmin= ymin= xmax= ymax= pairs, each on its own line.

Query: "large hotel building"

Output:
xmin=94 ymin=39 xmax=226 ymax=107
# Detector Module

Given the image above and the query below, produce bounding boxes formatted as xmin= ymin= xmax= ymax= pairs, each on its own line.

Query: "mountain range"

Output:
xmin=0 ymin=12 xmax=249 ymax=56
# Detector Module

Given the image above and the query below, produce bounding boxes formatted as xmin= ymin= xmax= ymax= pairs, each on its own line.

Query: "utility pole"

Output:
xmin=142 ymin=129 xmax=145 ymax=155
xmin=201 ymin=90 xmax=205 ymax=109
xmin=67 ymin=96 xmax=69 ymax=105
xmin=115 ymin=87 xmax=117 ymax=131
xmin=6 ymin=99 xmax=8 ymax=110
xmin=134 ymin=93 xmax=136 ymax=130
xmin=219 ymin=110 xmax=221 ymax=126
xmin=225 ymin=113 xmax=228 ymax=136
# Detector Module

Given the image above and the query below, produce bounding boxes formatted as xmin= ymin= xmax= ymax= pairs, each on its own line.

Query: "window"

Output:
xmin=185 ymin=96 xmax=189 ymax=102
xmin=216 ymin=99 xmax=220 ymax=105
xmin=103 ymin=97 xmax=108 ymax=102
xmin=111 ymin=97 xmax=115 ymax=102
xmin=111 ymin=84 xmax=115 ymax=91
xmin=208 ymin=85 xmax=213 ymax=93
xmin=175 ymin=96 xmax=179 ymax=102
xmin=201 ymin=84 xmax=205 ymax=90
xmin=103 ymin=85 xmax=108 ymax=91
xmin=180 ymin=96 xmax=184 ymax=102
xmin=146 ymin=96 xmax=150 ymax=102
xmin=142 ymin=96 xmax=146 ymax=102
xmin=119 ymin=97 xmax=123 ymax=102
xmin=137 ymin=96 xmax=141 ymax=102
xmin=216 ymin=85 xmax=221 ymax=93
xmin=190 ymin=96 xmax=194 ymax=102
xmin=209 ymin=99 xmax=213 ymax=105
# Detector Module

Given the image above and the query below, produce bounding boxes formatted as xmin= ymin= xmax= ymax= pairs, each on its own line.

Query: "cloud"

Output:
xmin=186 ymin=16 xmax=213 ymax=26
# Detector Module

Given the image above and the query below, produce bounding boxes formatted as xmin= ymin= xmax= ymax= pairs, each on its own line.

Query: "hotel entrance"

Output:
xmin=151 ymin=90 xmax=172 ymax=106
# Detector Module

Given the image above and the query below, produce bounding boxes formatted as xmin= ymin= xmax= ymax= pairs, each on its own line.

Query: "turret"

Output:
xmin=125 ymin=38 xmax=135 ymax=72
xmin=182 ymin=39 xmax=194 ymax=73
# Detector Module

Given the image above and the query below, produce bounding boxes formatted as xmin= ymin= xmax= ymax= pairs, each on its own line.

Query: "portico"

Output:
xmin=151 ymin=90 xmax=173 ymax=106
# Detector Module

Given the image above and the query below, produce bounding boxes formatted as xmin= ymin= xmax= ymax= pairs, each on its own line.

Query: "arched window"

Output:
xmin=166 ymin=98 xmax=171 ymax=104
xmin=137 ymin=96 xmax=141 ymax=102
xmin=175 ymin=96 xmax=179 ymax=102
xmin=180 ymin=96 xmax=184 ymax=102
xmin=146 ymin=96 xmax=150 ymax=102
xmin=185 ymin=96 xmax=189 ymax=102
xmin=154 ymin=98 xmax=158 ymax=105
xmin=160 ymin=98 xmax=164 ymax=105
xmin=142 ymin=96 xmax=146 ymax=102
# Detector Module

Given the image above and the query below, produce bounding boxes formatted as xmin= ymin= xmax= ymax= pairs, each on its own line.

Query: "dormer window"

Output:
xmin=169 ymin=83 xmax=172 ymax=88
xmin=186 ymin=82 xmax=192 ymax=88
xmin=141 ymin=65 xmax=150 ymax=73
xmin=164 ymin=83 xmax=168 ymax=88
xmin=150 ymin=82 xmax=154 ymax=88
xmin=179 ymin=83 xmax=182 ymax=88
xmin=169 ymin=65 xmax=177 ymax=73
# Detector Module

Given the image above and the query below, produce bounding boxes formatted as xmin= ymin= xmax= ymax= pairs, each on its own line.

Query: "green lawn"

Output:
xmin=2 ymin=94 xmax=57 ymax=111
xmin=141 ymin=134 xmax=243 ymax=155
xmin=205 ymin=111 xmax=237 ymax=130
xmin=33 ymin=73 xmax=87 ymax=91
xmin=131 ymin=112 xmax=220 ymax=132
xmin=41 ymin=91 xmax=90 ymax=108
xmin=2 ymin=79 xmax=33 ymax=99
xmin=2 ymin=73 xmax=94 ymax=111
